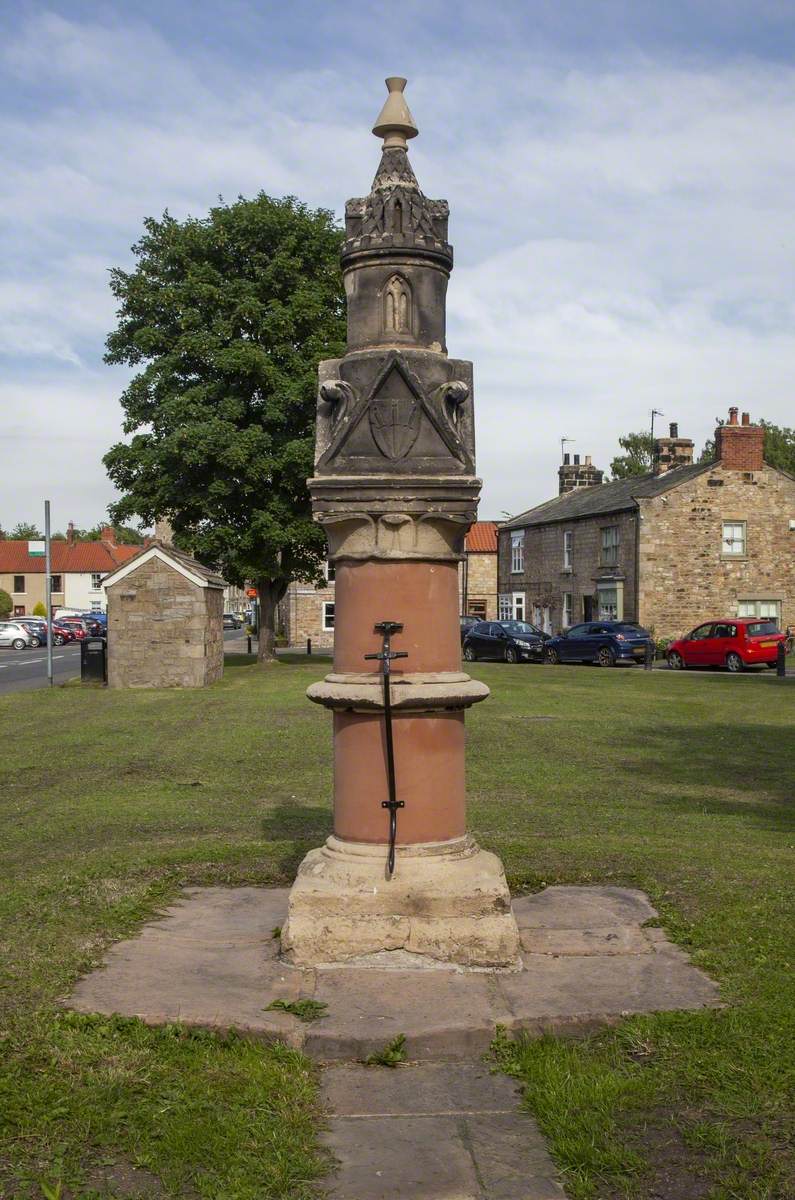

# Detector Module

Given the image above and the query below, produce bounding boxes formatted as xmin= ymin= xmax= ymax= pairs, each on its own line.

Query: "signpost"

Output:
xmin=44 ymin=500 xmax=53 ymax=687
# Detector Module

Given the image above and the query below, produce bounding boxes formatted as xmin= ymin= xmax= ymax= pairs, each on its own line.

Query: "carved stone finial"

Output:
xmin=372 ymin=77 xmax=418 ymax=149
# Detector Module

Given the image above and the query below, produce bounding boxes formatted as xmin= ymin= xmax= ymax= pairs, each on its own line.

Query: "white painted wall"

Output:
xmin=64 ymin=571 xmax=107 ymax=611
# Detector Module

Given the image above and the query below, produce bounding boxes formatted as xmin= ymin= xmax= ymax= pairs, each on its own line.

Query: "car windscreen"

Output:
xmin=500 ymin=621 xmax=541 ymax=635
xmin=745 ymin=621 xmax=779 ymax=637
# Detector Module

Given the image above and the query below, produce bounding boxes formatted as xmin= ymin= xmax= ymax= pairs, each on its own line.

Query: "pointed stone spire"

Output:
xmin=372 ymin=77 xmax=418 ymax=149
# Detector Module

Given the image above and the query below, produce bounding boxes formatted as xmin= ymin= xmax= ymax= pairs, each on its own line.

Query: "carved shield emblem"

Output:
xmin=369 ymin=396 xmax=421 ymax=460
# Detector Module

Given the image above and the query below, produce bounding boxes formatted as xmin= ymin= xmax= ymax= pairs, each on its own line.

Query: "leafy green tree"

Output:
xmin=10 ymin=523 xmax=42 ymax=539
xmin=699 ymin=419 xmax=795 ymax=473
xmin=79 ymin=524 xmax=143 ymax=545
xmin=103 ymin=194 xmax=346 ymax=660
xmin=32 ymin=601 xmax=47 ymax=617
xmin=0 ymin=589 xmax=12 ymax=618
xmin=609 ymin=432 xmax=653 ymax=479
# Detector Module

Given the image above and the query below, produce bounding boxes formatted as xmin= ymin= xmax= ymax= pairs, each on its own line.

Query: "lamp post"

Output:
xmin=44 ymin=500 xmax=53 ymax=687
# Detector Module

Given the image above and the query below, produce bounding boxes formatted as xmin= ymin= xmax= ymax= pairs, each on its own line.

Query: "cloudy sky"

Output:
xmin=2 ymin=1 xmax=794 ymax=530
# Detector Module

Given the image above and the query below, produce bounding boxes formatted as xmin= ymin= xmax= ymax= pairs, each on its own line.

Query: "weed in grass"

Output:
xmin=265 ymin=999 xmax=328 ymax=1023
xmin=364 ymin=1034 xmax=407 ymax=1067
xmin=272 ymin=925 xmax=282 ymax=939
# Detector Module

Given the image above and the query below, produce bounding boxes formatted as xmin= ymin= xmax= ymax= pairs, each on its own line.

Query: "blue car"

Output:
xmin=544 ymin=621 xmax=653 ymax=667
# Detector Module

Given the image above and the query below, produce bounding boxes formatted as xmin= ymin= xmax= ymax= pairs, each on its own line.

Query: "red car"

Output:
xmin=667 ymin=618 xmax=785 ymax=673
xmin=51 ymin=621 xmax=78 ymax=646
xmin=53 ymin=617 xmax=88 ymax=641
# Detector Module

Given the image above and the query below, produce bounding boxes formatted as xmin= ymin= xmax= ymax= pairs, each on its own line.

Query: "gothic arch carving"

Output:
xmin=383 ymin=274 xmax=412 ymax=335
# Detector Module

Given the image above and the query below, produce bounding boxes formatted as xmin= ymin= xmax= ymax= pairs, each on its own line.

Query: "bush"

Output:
xmin=655 ymin=637 xmax=673 ymax=660
xmin=0 ymin=588 xmax=12 ymax=619
xmin=32 ymin=601 xmax=47 ymax=617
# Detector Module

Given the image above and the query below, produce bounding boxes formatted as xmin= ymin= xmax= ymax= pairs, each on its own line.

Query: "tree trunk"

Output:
xmin=256 ymin=578 xmax=284 ymax=664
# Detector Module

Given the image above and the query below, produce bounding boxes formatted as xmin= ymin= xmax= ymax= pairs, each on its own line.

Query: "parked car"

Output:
xmin=459 ymin=615 xmax=479 ymax=644
xmin=223 ymin=613 xmax=242 ymax=629
xmin=54 ymin=616 xmax=88 ymax=639
xmin=17 ymin=619 xmax=47 ymax=646
xmin=667 ymin=619 xmax=786 ymax=673
xmin=51 ymin=621 xmax=77 ymax=646
xmin=463 ymin=620 xmax=548 ymax=663
xmin=544 ymin=621 xmax=653 ymax=667
xmin=0 ymin=621 xmax=36 ymax=649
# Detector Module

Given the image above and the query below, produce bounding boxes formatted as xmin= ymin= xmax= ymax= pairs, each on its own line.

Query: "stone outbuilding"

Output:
xmin=103 ymin=542 xmax=226 ymax=688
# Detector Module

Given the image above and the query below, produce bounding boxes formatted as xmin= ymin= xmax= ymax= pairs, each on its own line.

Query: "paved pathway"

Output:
xmin=322 ymin=1061 xmax=565 ymax=1199
xmin=66 ymin=884 xmax=720 ymax=1198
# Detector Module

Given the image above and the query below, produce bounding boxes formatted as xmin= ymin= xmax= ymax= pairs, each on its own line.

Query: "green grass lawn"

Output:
xmin=1 ymin=657 xmax=793 ymax=1198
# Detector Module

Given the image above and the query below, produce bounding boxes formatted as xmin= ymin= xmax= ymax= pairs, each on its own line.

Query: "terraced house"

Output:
xmin=499 ymin=410 xmax=795 ymax=640
xmin=0 ymin=526 xmax=140 ymax=616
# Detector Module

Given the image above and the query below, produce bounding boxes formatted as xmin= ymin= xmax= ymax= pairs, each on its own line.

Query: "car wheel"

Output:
xmin=12 ymin=638 xmax=26 ymax=650
xmin=726 ymin=652 xmax=745 ymax=673
xmin=667 ymin=651 xmax=685 ymax=670
xmin=596 ymin=646 xmax=616 ymax=668
xmin=545 ymin=647 xmax=560 ymax=665
xmin=505 ymin=646 xmax=518 ymax=664
xmin=55 ymin=635 xmax=65 ymax=646
xmin=463 ymin=645 xmax=476 ymax=662
xmin=30 ymin=636 xmax=41 ymax=647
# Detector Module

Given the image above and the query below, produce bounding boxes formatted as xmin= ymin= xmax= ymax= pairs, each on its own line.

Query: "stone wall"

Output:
xmin=638 ymin=462 xmax=795 ymax=638
xmin=107 ymin=558 xmax=224 ymax=688
xmin=459 ymin=552 xmax=498 ymax=619
xmin=499 ymin=509 xmax=639 ymax=631
xmin=280 ymin=581 xmax=336 ymax=650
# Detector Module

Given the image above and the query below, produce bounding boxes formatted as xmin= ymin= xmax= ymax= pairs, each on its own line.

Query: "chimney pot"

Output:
xmin=669 ymin=422 xmax=678 ymax=438
xmin=563 ymin=453 xmax=570 ymax=465
xmin=728 ymin=406 xmax=739 ymax=425
xmin=741 ymin=411 xmax=750 ymax=426
xmin=585 ymin=454 xmax=592 ymax=465
xmin=573 ymin=454 xmax=580 ymax=465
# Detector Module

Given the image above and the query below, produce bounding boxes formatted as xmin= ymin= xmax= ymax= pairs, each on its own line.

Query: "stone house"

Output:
xmin=459 ymin=521 xmax=499 ymax=620
xmin=103 ymin=542 xmax=226 ymax=688
xmin=0 ymin=526 xmax=139 ymax=617
xmin=499 ymin=410 xmax=795 ymax=639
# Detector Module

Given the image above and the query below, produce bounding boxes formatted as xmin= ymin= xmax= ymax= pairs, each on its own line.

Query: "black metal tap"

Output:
xmin=364 ymin=621 xmax=408 ymax=878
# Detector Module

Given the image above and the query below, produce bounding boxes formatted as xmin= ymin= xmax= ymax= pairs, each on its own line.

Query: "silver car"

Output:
xmin=0 ymin=621 xmax=36 ymax=650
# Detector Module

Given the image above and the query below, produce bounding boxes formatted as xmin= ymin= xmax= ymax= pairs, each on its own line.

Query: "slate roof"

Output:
xmin=502 ymin=462 xmax=714 ymax=530
xmin=465 ymin=521 xmax=498 ymax=553
xmin=0 ymin=540 xmax=141 ymax=573
xmin=102 ymin=541 xmax=227 ymax=589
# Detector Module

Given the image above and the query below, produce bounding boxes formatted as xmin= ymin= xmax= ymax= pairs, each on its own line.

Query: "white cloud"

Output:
xmin=1 ymin=8 xmax=794 ymax=527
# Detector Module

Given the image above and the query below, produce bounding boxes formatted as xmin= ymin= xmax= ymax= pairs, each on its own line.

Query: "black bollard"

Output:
xmin=247 ymin=634 xmax=252 ymax=654
xmin=307 ymin=637 xmax=312 ymax=656
xmin=777 ymin=640 xmax=786 ymax=677
xmin=644 ymin=641 xmax=653 ymax=671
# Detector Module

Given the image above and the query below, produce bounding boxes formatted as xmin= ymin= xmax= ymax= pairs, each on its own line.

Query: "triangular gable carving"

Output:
xmin=316 ymin=351 xmax=471 ymax=471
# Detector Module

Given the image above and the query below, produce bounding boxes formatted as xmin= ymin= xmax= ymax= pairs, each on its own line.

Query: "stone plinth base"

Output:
xmin=280 ymin=835 xmax=521 ymax=969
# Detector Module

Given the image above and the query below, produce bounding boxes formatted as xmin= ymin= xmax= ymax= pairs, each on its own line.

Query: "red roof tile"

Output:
xmin=0 ymin=540 xmax=141 ymax=573
xmin=465 ymin=521 xmax=498 ymax=553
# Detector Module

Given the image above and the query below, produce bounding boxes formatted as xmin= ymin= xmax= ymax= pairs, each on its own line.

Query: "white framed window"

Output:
xmin=562 ymin=592 xmax=572 ymax=628
xmin=737 ymin=599 xmax=780 ymax=620
xmin=510 ymin=532 xmax=524 ymax=573
xmin=601 ymin=526 xmax=619 ymax=567
xmin=511 ymin=592 xmax=525 ymax=621
xmin=563 ymin=530 xmax=572 ymax=570
xmin=322 ymin=602 xmax=335 ymax=631
xmin=722 ymin=521 xmax=746 ymax=556
xmin=498 ymin=593 xmax=512 ymax=621
xmin=598 ymin=587 xmax=618 ymax=620
xmin=90 ymin=573 xmax=103 ymax=590
xmin=90 ymin=601 xmax=102 ymax=612
xmin=325 ymin=559 xmax=336 ymax=582
xmin=542 ymin=606 xmax=552 ymax=634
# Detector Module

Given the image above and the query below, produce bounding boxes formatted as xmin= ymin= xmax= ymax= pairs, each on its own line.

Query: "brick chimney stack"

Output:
xmin=66 ymin=521 xmax=75 ymax=546
xmin=100 ymin=525 xmax=116 ymax=546
xmin=654 ymin=421 xmax=694 ymax=475
xmin=715 ymin=408 xmax=764 ymax=471
xmin=558 ymin=452 xmax=604 ymax=494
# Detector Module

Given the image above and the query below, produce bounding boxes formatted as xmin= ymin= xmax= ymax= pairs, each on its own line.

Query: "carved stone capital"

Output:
xmin=309 ymin=474 xmax=482 ymax=562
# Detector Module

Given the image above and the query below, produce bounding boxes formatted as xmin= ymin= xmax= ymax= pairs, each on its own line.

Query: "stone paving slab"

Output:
xmin=322 ymin=1063 xmax=565 ymax=1199
xmin=66 ymin=885 xmax=720 ymax=1059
